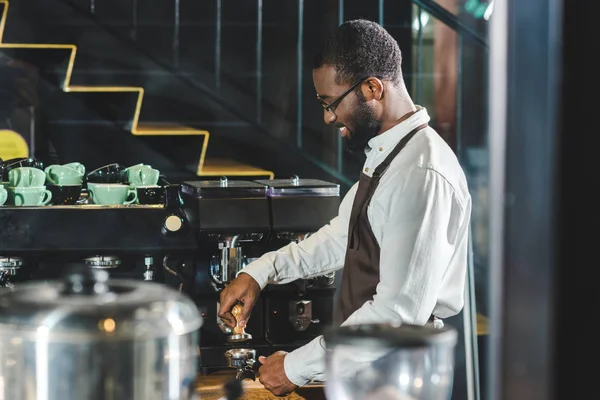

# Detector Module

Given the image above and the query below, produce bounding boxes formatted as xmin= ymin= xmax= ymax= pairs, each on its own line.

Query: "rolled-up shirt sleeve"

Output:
xmin=238 ymin=183 xmax=357 ymax=289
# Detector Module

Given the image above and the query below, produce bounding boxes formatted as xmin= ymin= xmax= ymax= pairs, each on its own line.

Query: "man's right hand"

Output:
xmin=218 ymin=273 xmax=261 ymax=328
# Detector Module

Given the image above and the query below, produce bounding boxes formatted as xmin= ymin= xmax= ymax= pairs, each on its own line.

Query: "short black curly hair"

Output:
xmin=313 ymin=19 xmax=403 ymax=86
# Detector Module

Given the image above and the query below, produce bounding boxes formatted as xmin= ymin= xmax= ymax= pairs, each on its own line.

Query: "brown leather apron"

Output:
xmin=334 ymin=123 xmax=428 ymax=324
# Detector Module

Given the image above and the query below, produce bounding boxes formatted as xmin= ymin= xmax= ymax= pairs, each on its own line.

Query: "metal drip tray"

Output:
xmin=0 ymin=257 xmax=23 ymax=274
xmin=85 ymin=255 xmax=122 ymax=269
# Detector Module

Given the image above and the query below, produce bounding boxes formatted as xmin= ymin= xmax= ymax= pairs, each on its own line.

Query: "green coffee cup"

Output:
xmin=8 ymin=167 xmax=46 ymax=187
xmin=45 ymin=165 xmax=84 ymax=185
xmin=9 ymin=186 xmax=52 ymax=206
xmin=121 ymin=163 xmax=150 ymax=181
xmin=125 ymin=165 xmax=160 ymax=186
xmin=88 ymin=183 xmax=137 ymax=205
xmin=0 ymin=185 xmax=7 ymax=206
xmin=63 ymin=162 xmax=86 ymax=175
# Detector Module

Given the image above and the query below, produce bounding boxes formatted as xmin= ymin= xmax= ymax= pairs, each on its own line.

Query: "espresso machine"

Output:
xmin=180 ymin=175 xmax=341 ymax=376
xmin=1 ymin=161 xmax=342 ymax=381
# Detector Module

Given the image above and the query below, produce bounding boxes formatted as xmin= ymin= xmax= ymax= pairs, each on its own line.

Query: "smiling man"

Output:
xmin=218 ymin=19 xmax=472 ymax=396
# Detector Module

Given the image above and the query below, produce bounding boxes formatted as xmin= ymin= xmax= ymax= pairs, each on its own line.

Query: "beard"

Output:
xmin=341 ymin=92 xmax=383 ymax=153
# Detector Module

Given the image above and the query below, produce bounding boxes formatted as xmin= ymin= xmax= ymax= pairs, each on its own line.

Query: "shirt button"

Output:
xmin=365 ymin=167 xmax=369 ymax=173
xmin=379 ymin=146 xmax=384 ymax=151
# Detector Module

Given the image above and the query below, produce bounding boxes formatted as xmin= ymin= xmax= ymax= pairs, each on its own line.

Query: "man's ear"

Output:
xmin=362 ymin=77 xmax=384 ymax=101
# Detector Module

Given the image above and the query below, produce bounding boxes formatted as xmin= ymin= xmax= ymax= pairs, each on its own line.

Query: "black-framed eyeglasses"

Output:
xmin=317 ymin=77 xmax=368 ymax=116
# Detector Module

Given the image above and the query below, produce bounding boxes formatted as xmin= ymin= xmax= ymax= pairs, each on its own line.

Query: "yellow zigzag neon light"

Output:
xmin=0 ymin=0 xmax=273 ymax=178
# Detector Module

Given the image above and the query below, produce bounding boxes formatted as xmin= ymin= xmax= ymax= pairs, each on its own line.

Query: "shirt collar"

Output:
xmin=366 ymin=106 xmax=431 ymax=155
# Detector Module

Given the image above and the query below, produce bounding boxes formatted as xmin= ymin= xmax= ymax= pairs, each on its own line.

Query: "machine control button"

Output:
xmin=164 ymin=215 xmax=183 ymax=232
xmin=289 ymin=300 xmax=318 ymax=332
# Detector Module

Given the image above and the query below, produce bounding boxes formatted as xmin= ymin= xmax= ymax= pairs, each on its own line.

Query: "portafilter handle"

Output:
xmin=236 ymin=364 xmax=259 ymax=381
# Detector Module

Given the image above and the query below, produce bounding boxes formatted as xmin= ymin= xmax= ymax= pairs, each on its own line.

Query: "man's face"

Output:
xmin=313 ymin=65 xmax=382 ymax=153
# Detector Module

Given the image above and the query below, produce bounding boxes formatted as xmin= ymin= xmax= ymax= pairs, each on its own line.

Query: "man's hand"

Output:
xmin=218 ymin=273 xmax=261 ymax=328
xmin=258 ymin=351 xmax=298 ymax=397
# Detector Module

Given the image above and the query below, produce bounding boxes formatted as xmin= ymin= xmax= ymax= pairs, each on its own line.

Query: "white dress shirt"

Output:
xmin=240 ymin=107 xmax=472 ymax=386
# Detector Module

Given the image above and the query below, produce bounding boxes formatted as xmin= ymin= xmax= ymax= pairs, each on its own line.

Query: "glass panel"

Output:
xmin=410 ymin=2 xmax=490 ymax=399
xmin=410 ymin=0 xmax=490 ymax=317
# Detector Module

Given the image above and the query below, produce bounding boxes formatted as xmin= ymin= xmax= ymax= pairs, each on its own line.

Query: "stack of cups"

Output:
xmin=45 ymin=162 xmax=85 ymax=205
xmin=5 ymin=167 xmax=52 ymax=206
xmin=122 ymin=164 xmax=163 ymax=204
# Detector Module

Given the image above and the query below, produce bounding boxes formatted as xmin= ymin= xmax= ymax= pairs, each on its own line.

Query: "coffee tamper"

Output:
xmin=227 ymin=303 xmax=252 ymax=342
xmin=223 ymin=303 xmax=257 ymax=381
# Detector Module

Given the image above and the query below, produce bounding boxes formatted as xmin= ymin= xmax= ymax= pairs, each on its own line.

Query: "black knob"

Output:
xmin=296 ymin=303 xmax=305 ymax=315
xmin=61 ymin=265 xmax=109 ymax=295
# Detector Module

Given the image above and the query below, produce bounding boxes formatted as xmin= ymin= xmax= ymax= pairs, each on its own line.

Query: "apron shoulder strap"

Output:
xmin=373 ymin=123 xmax=428 ymax=178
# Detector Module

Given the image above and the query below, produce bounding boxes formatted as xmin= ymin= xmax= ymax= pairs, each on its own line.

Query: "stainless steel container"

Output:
xmin=0 ymin=267 xmax=203 ymax=400
xmin=324 ymin=324 xmax=458 ymax=400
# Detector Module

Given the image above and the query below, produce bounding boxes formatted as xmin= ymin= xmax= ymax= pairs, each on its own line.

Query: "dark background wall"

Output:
xmin=1 ymin=0 xmax=415 ymax=192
